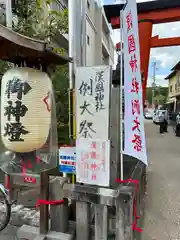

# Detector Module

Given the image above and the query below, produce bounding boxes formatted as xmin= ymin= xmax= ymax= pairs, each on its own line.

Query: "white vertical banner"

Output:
xmin=76 ymin=66 xmax=111 ymax=140
xmin=75 ymin=66 xmax=111 ymax=186
xmin=123 ymin=0 xmax=147 ymax=165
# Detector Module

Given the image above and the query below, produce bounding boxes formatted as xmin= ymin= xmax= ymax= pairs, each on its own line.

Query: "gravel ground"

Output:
xmin=0 ymin=225 xmax=19 ymax=240
xmin=142 ymin=120 xmax=180 ymax=240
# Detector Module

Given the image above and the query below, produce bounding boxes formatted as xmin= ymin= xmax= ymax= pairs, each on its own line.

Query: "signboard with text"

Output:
xmin=123 ymin=0 xmax=147 ymax=165
xmin=75 ymin=66 xmax=111 ymax=185
xmin=75 ymin=66 xmax=111 ymax=140
xmin=76 ymin=138 xmax=110 ymax=186
xmin=59 ymin=147 xmax=76 ymax=174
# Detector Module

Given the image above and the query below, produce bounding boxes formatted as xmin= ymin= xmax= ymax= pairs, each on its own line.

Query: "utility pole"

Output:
xmin=152 ymin=62 xmax=156 ymax=107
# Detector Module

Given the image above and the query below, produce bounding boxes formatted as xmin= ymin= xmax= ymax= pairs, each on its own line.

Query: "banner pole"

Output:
xmin=120 ymin=10 xmax=124 ymax=180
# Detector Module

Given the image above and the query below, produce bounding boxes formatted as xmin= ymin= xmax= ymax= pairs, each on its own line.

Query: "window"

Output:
xmin=87 ymin=35 xmax=90 ymax=45
xmin=169 ymin=85 xmax=173 ymax=93
xmin=87 ymin=1 xmax=90 ymax=10
xmin=177 ymin=71 xmax=180 ymax=86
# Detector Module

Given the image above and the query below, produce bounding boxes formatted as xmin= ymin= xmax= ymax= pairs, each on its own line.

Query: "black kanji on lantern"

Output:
xmin=79 ymin=120 xmax=96 ymax=138
xmin=95 ymin=71 xmax=105 ymax=112
xmin=4 ymin=122 xmax=29 ymax=142
xmin=79 ymin=78 xmax=93 ymax=96
xmin=4 ymin=100 xmax=28 ymax=122
xmin=4 ymin=76 xmax=31 ymax=143
xmin=5 ymin=77 xmax=32 ymax=100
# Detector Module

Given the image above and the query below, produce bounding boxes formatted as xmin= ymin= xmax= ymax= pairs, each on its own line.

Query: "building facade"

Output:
xmin=53 ymin=0 xmax=115 ymax=66
xmin=165 ymin=61 xmax=180 ymax=112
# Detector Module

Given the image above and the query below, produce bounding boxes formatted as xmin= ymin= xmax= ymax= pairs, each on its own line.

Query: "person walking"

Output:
xmin=164 ymin=109 xmax=169 ymax=133
xmin=159 ymin=111 xmax=165 ymax=134
xmin=176 ymin=112 xmax=180 ymax=137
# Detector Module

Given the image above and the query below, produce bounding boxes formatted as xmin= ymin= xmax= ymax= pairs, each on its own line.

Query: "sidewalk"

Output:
xmin=142 ymin=121 xmax=180 ymax=239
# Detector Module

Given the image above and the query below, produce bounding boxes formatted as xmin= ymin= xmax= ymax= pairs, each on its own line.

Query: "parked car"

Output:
xmin=144 ymin=109 xmax=154 ymax=119
xmin=153 ymin=110 xmax=165 ymax=124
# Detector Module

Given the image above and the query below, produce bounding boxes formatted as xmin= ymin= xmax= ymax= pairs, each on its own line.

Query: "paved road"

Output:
xmin=142 ymin=120 xmax=180 ymax=240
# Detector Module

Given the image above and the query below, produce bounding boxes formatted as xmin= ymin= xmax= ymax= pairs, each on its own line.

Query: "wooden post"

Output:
xmin=51 ymin=198 xmax=69 ymax=233
xmin=39 ymin=172 xmax=49 ymax=235
xmin=107 ymin=86 xmax=121 ymax=234
xmin=50 ymin=177 xmax=69 ymax=233
xmin=76 ymin=201 xmax=90 ymax=240
xmin=124 ymin=195 xmax=133 ymax=240
xmin=95 ymin=204 xmax=108 ymax=240
xmin=115 ymin=198 xmax=125 ymax=240
xmin=109 ymin=86 xmax=120 ymax=188
xmin=128 ymin=197 xmax=134 ymax=240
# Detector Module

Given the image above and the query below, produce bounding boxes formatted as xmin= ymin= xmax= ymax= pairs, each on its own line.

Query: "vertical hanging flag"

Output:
xmin=123 ymin=0 xmax=147 ymax=166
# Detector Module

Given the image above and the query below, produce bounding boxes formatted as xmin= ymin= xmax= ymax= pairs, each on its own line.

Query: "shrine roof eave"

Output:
xmin=104 ymin=0 xmax=180 ymax=23
xmin=0 ymin=24 xmax=72 ymax=65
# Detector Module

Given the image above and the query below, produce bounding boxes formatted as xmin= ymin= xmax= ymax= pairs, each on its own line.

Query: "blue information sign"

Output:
xmin=59 ymin=147 xmax=76 ymax=174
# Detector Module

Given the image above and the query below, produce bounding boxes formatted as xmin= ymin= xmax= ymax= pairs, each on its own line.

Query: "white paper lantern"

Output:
xmin=1 ymin=67 xmax=52 ymax=153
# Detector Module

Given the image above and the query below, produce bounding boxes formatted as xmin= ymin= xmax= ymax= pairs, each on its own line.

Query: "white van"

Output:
xmin=144 ymin=108 xmax=154 ymax=119
xmin=153 ymin=110 xmax=165 ymax=124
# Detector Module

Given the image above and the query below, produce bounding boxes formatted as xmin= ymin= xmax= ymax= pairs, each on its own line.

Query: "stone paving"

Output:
xmin=142 ymin=120 xmax=180 ymax=240
xmin=0 ymin=204 xmax=40 ymax=239
xmin=1 ymin=120 xmax=180 ymax=239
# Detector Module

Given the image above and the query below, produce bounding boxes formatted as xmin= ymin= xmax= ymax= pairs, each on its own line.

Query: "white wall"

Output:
xmin=86 ymin=20 xmax=96 ymax=66
xmin=55 ymin=0 xmax=115 ymax=66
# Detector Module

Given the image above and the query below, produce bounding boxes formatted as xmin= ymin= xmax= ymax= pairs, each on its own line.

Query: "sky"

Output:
xmin=103 ymin=0 xmax=180 ymax=87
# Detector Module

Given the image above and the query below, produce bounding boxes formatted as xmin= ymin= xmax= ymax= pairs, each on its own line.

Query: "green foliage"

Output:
xmin=146 ymin=86 xmax=168 ymax=105
xmin=12 ymin=0 xmax=68 ymax=41
xmin=51 ymin=68 xmax=70 ymax=144
xmin=11 ymin=0 xmax=70 ymax=144
xmin=0 ymin=60 xmax=12 ymax=76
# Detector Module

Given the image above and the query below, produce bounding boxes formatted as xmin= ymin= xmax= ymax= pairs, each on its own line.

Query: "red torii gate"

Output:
xmin=104 ymin=0 xmax=180 ymax=103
